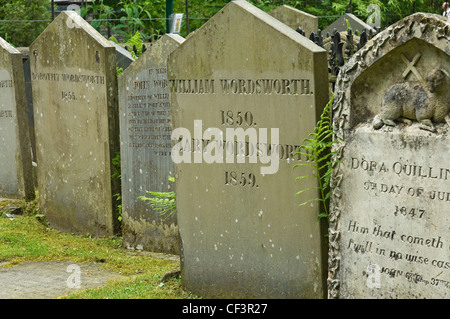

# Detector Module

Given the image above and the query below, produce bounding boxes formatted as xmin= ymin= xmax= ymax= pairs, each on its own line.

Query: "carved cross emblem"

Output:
xmin=401 ymin=53 xmax=424 ymax=82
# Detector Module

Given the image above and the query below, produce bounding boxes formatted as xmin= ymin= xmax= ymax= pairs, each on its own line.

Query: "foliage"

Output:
xmin=293 ymin=92 xmax=339 ymax=222
xmin=117 ymin=66 xmax=124 ymax=78
xmin=173 ymin=0 xmax=232 ymax=33
xmin=124 ymin=31 xmax=146 ymax=58
xmin=81 ymin=0 xmax=165 ymax=43
xmin=0 ymin=0 xmax=50 ymax=47
xmin=110 ymin=30 xmax=146 ymax=60
xmin=110 ymin=151 xmax=122 ymax=222
xmin=173 ymin=0 xmax=442 ymax=36
xmin=139 ymin=176 xmax=177 ymax=219
xmin=0 ymin=0 xmax=443 ymax=47
xmin=114 ymin=193 xmax=123 ymax=222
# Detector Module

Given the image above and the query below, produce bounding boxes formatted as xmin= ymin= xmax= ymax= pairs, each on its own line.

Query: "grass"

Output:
xmin=0 ymin=196 xmax=198 ymax=299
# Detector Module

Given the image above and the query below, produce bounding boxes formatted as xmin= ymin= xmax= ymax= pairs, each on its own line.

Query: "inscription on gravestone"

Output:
xmin=0 ymin=37 xmax=34 ymax=200
xmin=30 ymin=12 xmax=120 ymax=236
xmin=119 ymin=34 xmax=184 ymax=254
xmin=329 ymin=13 xmax=449 ymax=299
xmin=168 ymin=1 xmax=329 ymax=298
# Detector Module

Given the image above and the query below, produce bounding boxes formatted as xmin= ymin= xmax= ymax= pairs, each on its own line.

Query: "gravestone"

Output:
xmin=268 ymin=5 xmax=318 ymax=36
xmin=329 ymin=13 xmax=450 ymax=299
xmin=323 ymin=13 xmax=375 ymax=37
xmin=15 ymin=47 xmax=37 ymax=164
xmin=119 ymin=34 xmax=184 ymax=254
xmin=168 ymin=0 xmax=329 ymax=298
xmin=0 ymin=37 xmax=34 ymax=201
xmin=109 ymin=41 xmax=135 ymax=71
xmin=30 ymin=11 xmax=120 ymax=236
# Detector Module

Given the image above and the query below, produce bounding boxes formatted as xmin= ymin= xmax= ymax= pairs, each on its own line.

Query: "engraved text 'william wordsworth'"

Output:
xmin=169 ymin=78 xmax=313 ymax=95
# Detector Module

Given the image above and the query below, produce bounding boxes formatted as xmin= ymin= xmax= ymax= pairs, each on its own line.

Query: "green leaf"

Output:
xmin=294 ymin=90 xmax=337 ymax=224
xmin=294 ymin=174 xmax=318 ymax=182
xmin=295 ymin=187 xmax=320 ymax=196
xmin=298 ymin=198 xmax=323 ymax=207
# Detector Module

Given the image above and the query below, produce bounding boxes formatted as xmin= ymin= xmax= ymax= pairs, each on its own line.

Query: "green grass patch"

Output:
xmin=0 ymin=209 xmax=197 ymax=299
xmin=64 ymin=273 xmax=194 ymax=299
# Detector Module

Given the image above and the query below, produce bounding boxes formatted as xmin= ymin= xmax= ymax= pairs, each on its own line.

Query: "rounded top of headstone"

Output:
xmin=335 ymin=12 xmax=449 ymax=92
xmin=332 ymin=11 xmax=450 ymax=132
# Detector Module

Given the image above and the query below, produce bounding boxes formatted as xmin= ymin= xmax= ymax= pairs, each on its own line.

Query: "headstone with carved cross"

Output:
xmin=329 ymin=13 xmax=450 ymax=299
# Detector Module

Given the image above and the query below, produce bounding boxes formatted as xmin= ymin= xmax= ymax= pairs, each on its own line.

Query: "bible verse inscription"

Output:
xmin=343 ymin=156 xmax=449 ymax=292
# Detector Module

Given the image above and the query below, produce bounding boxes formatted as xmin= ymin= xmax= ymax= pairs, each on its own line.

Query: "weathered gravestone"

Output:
xmin=109 ymin=41 xmax=135 ymax=71
xmin=30 ymin=11 xmax=120 ymax=236
xmin=329 ymin=13 xmax=450 ymax=299
xmin=168 ymin=0 xmax=329 ymax=298
xmin=0 ymin=37 xmax=34 ymax=200
xmin=268 ymin=5 xmax=318 ymax=36
xmin=119 ymin=34 xmax=184 ymax=254
xmin=323 ymin=13 xmax=375 ymax=37
xmin=16 ymin=47 xmax=37 ymax=165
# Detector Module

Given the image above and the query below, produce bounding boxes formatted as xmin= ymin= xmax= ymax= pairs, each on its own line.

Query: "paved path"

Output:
xmin=0 ymin=260 xmax=126 ymax=299
xmin=0 ymin=199 xmax=179 ymax=299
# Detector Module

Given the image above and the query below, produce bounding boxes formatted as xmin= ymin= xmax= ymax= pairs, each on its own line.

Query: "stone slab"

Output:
xmin=0 ymin=37 xmax=34 ymax=201
xmin=168 ymin=0 xmax=329 ymax=299
xmin=323 ymin=13 xmax=375 ymax=37
xmin=329 ymin=13 xmax=450 ymax=299
xmin=109 ymin=40 xmax=135 ymax=70
xmin=30 ymin=11 xmax=120 ymax=236
xmin=268 ymin=5 xmax=318 ymax=36
xmin=119 ymin=34 xmax=184 ymax=254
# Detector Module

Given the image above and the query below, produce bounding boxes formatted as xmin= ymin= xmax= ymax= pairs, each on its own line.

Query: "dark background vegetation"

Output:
xmin=0 ymin=0 xmax=445 ymax=47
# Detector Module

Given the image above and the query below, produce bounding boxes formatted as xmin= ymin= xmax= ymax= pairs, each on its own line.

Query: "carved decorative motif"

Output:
xmin=373 ymin=67 xmax=449 ymax=132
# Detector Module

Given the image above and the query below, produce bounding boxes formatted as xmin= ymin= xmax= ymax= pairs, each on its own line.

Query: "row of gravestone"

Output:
xmin=0 ymin=1 xmax=448 ymax=299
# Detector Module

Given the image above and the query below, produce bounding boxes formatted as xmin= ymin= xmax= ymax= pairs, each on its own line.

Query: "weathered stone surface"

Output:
xmin=0 ymin=37 xmax=34 ymax=201
xmin=268 ymin=5 xmax=318 ymax=36
xmin=168 ymin=0 xmax=329 ymax=298
xmin=30 ymin=11 xmax=120 ymax=236
xmin=119 ymin=34 xmax=184 ymax=254
xmin=16 ymin=47 xmax=36 ymax=165
xmin=323 ymin=13 xmax=375 ymax=37
xmin=329 ymin=13 xmax=450 ymax=299
xmin=109 ymin=41 xmax=135 ymax=70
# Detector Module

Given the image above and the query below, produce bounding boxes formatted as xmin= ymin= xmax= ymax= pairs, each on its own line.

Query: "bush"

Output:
xmin=0 ymin=0 xmax=51 ymax=47
xmin=82 ymin=0 xmax=166 ymax=43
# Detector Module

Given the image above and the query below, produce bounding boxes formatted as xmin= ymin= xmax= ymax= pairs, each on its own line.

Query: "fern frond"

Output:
xmin=298 ymin=198 xmax=324 ymax=207
xmin=295 ymin=174 xmax=319 ymax=182
xmin=138 ymin=175 xmax=177 ymax=218
xmin=295 ymin=187 xmax=321 ymax=196
xmin=293 ymin=162 xmax=317 ymax=169
xmin=293 ymin=90 xmax=337 ymax=223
